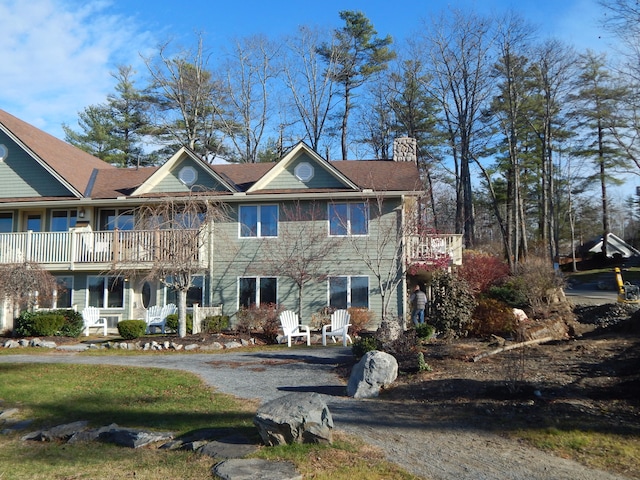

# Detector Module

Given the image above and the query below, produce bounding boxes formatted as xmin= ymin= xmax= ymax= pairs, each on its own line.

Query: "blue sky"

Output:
xmin=0 ymin=0 xmax=614 ymax=141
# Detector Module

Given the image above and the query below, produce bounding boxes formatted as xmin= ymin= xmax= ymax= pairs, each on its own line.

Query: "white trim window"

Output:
xmin=165 ymin=275 xmax=208 ymax=307
xmin=329 ymin=276 xmax=369 ymax=309
xmin=51 ymin=210 xmax=77 ymax=232
xmin=239 ymin=276 xmax=277 ymax=308
xmin=328 ymin=202 xmax=368 ymax=236
xmin=87 ymin=276 xmax=124 ymax=308
xmin=239 ymin=205 xmax=278 ymax=238
xmin=54 ymin=276 xmax=74 ymax=308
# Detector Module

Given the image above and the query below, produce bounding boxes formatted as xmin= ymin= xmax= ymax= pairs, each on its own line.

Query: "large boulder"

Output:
xmin=347 ymin=350 xmax=398 ymax=399
xmin=253 ymin=392 xmax=333 ymax=446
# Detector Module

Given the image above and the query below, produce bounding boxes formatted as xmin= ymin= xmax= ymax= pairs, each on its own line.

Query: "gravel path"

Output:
xmin=0 ymin=348 xmax=632 ymax=480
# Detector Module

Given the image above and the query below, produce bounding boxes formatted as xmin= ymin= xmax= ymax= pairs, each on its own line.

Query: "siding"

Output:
xmin=0 ymin=135 xmax=73 ymax=198
xmin=265 ymin=154 xmax=346 ymax=190
xmin=153 ymin=158 xmax=228 ymax=193
xmin=208 ymin=197 xmax=406 ymax=326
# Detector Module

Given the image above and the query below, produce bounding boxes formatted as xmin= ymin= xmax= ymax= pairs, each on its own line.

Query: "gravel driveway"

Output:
xmin=0 ymin=348 xmax=632 ymax=480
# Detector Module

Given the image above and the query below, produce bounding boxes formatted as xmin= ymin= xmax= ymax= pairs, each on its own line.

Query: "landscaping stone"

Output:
xmin=212 ymin=458 xmax=302 ymax=480
xmin=254 ymin=392 xmax=333 ymax=446
xmin=198 ymin=433 xmax=259 ymax=459
xmin=347 ymin=350 xmax=398 ymax=399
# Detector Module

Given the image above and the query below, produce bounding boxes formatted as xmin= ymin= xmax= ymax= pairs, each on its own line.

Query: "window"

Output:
xmin=239 ymin=277 xmax=277 ymax=308
xmin=51 ymin=210 xmax=77 ymax=232
xmin=329 ymin=276 xmax=369 ymax=309
xmin=0 ymin=212 xmax=13 ymax=233
xmin=165 ymin=275 xmax=208 ymax=307
xmin=99 ymin=209 xmax=134 ymax=231
xmin=87 ymin=276 xmax=124 ymax=308
xmin=54 ymin=276 xmax=73 ymax=308
xmin=239 ymin=205 xmax=278 ymax=238
xmin=329 ymin=202 xmax=368 ymax=236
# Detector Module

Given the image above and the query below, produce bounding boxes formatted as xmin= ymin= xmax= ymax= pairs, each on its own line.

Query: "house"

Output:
xmin=0 ymin=109 xmax=462 ymax=333
xmin=587 ymin=233 xmax=640 ymax=259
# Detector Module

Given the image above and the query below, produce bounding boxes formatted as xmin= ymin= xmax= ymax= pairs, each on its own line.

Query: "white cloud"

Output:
xmin=0 ymin=0 xmax=154 ymax=138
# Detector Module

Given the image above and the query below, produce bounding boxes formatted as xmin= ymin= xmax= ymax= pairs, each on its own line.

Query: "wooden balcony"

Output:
xmin=407 ymin=234 xmax=463 ymax=266
xmin=0 ymin=229 xmax=208 ymax=271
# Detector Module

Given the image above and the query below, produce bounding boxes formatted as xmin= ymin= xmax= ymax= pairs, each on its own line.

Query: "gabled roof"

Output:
xmin=0 ymin=109 xmax=115 ymax=197
xmin=588 ymin=233 xmax=640 ymax=258
xmin=132 ymin=147 xmax=238 ymax=196
xmin=247 ymin=142 xmax=359 ymax=192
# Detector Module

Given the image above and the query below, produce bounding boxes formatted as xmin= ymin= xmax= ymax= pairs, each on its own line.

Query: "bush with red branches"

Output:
xmin=455 ymin=251 xmax=510 ymax=295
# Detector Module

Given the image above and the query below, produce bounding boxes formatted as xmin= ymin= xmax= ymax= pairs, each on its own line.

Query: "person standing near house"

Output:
xmin=410 ymin=284 xmax=427 ymax=326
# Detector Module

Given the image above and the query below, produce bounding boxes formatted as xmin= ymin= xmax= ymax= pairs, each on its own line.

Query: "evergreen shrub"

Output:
xmin=202 ymin=315 xmax=230 ymax=333
xmin=415 ymin=323 xmax=435 ymax=340
xmin=14 ymin=310 xmax=81 ymax=337
xmin=429 ymin=270 xmax=477 ymax=338
xmin=165 ymin=314 xmax=193 ymax=334
xmin=117 ymin=320 xmax=147 ymax=340
xmin=352 ymin=336 xmax=380 ymax=359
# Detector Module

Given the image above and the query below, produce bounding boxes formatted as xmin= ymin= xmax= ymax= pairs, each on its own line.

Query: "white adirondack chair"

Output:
xmin=146 ymin=303 xmax=176 ymax=334
xmin=82 ymin=306 xmax=107 ymax=336
xmin=279 ymin=310 xmax=310 ymax=347
xmin=322 ymin=309 xmax=352 ymax=346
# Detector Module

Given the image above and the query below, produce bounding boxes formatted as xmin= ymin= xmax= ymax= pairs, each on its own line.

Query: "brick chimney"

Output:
xmin=393 ymin=137 xmax=417 ymax=162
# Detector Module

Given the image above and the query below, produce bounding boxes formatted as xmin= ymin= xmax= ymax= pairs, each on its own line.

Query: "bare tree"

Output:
xmin=282 ymin=26 xmax=337 ymax=152
xmin=416 ymin=9 xmax=495 ymax=248
xmin=343 ymin=193 xmax=421 ymax=324
xmin=112 ymin=195 xmax=229 ymax=337
xmin=253 ymin=201 xmax=341 ymax=317
xmin=218 ymin=35 xmax=280 ymax=163
xmin=0 ymin=262 xmax=58 ymax=319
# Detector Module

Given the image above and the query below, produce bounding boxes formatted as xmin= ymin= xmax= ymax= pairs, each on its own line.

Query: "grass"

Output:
xmin=516 ymin=428 xmax=640 ymax=478
xmin=0 ymin=363 xmax=416 ymax=480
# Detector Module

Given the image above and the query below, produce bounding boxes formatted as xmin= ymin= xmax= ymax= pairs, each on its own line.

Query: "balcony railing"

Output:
xmin=407 ymin=234 xmax=463 ymax=266
xmin=0 ymin=229 xmax=207 ymax=270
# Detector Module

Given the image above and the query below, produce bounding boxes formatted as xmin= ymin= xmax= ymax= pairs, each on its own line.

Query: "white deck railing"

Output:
xmin=0 ymin=229 xmax=206 ymax=269
xmin=407 ymin=234 xmax=463 ymax=266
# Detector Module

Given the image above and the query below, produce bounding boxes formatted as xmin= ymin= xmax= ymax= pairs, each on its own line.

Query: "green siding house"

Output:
xmin=0 ymin=109 xmax=462 ymax=334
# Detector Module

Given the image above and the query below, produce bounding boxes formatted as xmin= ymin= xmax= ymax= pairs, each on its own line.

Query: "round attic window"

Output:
xmin=178 ymin=166 xmax=198 ymax=186
xmin=0 ymin=144 xmax=7 ymax=162
xmin=294 ymin=162 xmax=314 ymax=182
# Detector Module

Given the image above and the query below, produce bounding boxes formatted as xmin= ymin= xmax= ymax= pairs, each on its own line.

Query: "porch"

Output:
xmin=0 ymin=229 xmax=208 ymax=270
xmin=407 ymin=234 xmax=463 ymax=266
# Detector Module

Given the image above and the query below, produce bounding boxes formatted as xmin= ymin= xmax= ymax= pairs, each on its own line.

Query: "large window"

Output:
xmin=0 ymin=212 xmax=13 ymax=233
xmin=54 ymin=276 xmax=73 ymax=308
xmin=165 ymin=275 xmax=208 ymax=307
xmin=239 ymin=277 xmax=277 ymax=308
xmin=239 ymin=205 xmax=278 ymax=238
xmin=87 ymin=276 xmax=124 ymax=308
xmin=51 ymin=210 xmax=77 ymax=232
xmin=329 ymin=276 xmax=369 ymax=309
xmin=329 ymin=202 xmax=368 ymax=236
xmin=99 ymin=209 xmax=134 ymax=231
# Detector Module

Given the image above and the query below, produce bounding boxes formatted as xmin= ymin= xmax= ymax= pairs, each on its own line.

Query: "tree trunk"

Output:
xmin=178 ymin=289 xmax=188 ymax=338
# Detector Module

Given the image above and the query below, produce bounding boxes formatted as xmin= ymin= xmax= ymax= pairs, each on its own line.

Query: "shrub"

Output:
xmin=117 ymin=320 xmax=147 ymax=340
xmin=428 ymin=270 xmax=477 ymax=338
xmin=455 ymin=251 xmax=510 ymax=294
xmin=514 ymin=256 xmax=565 ymax=311
xmin=56 ymin=310 xmax=84 ymax=337
xmin=165 ymin=313 xmax=193 ymax=334
xmin=201 ymin=315 xmax=230 ymax=333
xmin=14 ymin=310 xmax=81 ymax=337
xmin=31 ymin=314 xmax=65 ymax=336
xmin=487 ymin=280 xmax=528 ymax=308
xmin=415 ymin=323 xmax=435 ymax=340
xmin=347 ymin=307 xmax=375 ymax=334
xmin=352 ymin=335 xmax=381 ymax=359
xmin=417 ymin=352 xmax=432 ymax=372
xmin=470 ymin=297 xmax=515 ymax=337
xmin=236 ymin=303 xmax=283 ymax=342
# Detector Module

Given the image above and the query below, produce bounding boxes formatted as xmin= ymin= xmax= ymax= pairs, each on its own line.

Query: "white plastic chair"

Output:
xmin=322 ymin=309 xmax=352 ymax=346
xmin=279 ymin=310 xmax=310 ymax=347
xmin=82 ymin=306 xmax=107 ymax=336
